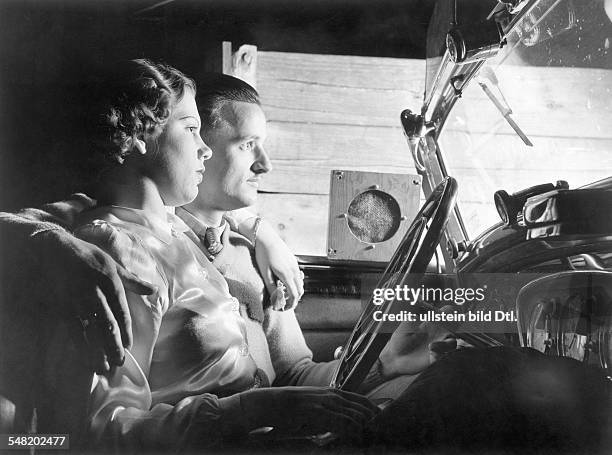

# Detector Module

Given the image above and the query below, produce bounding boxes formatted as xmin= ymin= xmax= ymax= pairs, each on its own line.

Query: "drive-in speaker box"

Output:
xmin=327 ymin=170 xmax=422 ymax=262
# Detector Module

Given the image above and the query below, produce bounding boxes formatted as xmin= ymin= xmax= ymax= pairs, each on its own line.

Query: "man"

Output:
xmin=175 ymin=73 xmax=453 ymax=390
xmin=177 ymin=73 xmax=338 ymax=387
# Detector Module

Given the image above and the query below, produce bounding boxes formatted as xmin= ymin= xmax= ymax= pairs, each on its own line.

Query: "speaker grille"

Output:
xmin=347 ymin=189 xmax=401 ymax=243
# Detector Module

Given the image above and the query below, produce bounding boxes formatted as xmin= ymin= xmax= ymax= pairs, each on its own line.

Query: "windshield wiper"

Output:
xmin=478 ymin=67 xmax=533 ymax=147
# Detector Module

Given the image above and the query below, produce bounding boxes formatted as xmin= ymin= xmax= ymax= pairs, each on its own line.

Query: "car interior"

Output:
xmin=1 ymin=0 xmax=611 ymax=452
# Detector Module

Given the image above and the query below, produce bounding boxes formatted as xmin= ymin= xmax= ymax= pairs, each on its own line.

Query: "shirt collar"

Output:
xmin=92 ymin=205 xmax=191 ymax=244
xmin=175 ymin=206 xmax=227 ymax=238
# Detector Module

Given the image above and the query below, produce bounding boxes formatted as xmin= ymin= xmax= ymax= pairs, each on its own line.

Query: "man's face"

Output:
xmin=196 ymin=101 xmax=270 ymax=210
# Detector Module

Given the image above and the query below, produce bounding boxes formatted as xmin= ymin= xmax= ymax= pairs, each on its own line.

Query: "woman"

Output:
xmin=74 ymin=59 xmax=377 ymax=453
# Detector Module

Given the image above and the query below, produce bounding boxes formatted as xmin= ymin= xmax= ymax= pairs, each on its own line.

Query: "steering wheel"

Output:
xmin=331 ymin=176 xmax=458 ymax=391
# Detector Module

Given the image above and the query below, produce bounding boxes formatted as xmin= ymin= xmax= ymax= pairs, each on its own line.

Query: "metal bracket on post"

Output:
xmin=400 ymin=109 xmax=436 ymax=175
xmin=222 ymin=41 xmax=258 ymax=88
xmin=446 ymin=18 xmax=505 ymax=64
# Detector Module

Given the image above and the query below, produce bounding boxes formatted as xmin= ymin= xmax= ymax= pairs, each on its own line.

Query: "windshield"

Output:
xmin=438 ymin=0 xmax=612 ymax=238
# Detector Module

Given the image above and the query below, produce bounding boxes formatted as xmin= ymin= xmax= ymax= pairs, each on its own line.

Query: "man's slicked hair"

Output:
xmin=196 ymin=73 xmax=260 ymax=134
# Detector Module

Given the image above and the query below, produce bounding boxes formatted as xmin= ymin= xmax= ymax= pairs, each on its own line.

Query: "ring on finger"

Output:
xmin=275 ymin=280 xmax=288 ymax=311
xmin=78 ymin=312 xmax=98 ymax=331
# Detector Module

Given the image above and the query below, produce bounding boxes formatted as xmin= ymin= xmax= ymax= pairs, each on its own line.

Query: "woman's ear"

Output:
xmin=133 ymin=138 xmax=147 ymax=155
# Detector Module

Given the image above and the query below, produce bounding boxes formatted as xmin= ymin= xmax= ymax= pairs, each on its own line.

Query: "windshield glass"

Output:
xmin=438 ymin=0 xmax=612 ymax=238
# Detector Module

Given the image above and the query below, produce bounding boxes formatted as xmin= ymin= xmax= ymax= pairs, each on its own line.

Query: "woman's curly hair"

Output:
xmin=93 ymin=59 xmax=195 ymax=164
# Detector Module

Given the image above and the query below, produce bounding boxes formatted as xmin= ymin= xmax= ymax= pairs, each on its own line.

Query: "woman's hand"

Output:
xmin=254 ymin=219 xmax=304 ymax=310
xmin=239 ymin=386 xmax=379 ymax=439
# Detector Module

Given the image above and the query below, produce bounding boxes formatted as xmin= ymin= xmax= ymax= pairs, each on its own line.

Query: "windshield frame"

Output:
xmin=418 ymin=0 xmax=610 ymax=247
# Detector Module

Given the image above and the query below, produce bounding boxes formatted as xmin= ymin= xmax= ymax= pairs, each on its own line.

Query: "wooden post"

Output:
xmin=222 ymin=41 xmax=258 ymax=88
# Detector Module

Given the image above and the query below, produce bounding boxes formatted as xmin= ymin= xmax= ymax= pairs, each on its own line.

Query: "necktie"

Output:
xmin=202 ymin=225 xmax=224 ymax=255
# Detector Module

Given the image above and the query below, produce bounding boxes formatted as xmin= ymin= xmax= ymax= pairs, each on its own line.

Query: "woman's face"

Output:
xmin=146 ymin=89 xmax=212 ymax=206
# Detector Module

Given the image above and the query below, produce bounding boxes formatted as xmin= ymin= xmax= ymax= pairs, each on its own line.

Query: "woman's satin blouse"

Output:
xmin=75 ymin=206 xmax=260 ymax=448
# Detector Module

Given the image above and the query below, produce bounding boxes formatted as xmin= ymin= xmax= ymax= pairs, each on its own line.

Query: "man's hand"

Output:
xmin=32 ymin=228 xmax=155 ymax=373
xmin=254 ymin=219 xmax=304 ymax=310
xmin=240 ymin=386 xmax=379 ymax=440
xmin=378 ymin=317 xmax=457 ymax=378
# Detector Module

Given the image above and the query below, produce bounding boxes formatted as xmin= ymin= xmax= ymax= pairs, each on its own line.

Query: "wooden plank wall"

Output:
xmin=254 ymin=51 xmax=425 ymax=256
xmin=244 ymin=48 xmax=611 ymax=253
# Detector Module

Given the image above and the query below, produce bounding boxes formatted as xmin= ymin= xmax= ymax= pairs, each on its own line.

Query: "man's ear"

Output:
xmin=133 ymin=138 xmax=147 ymax=155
